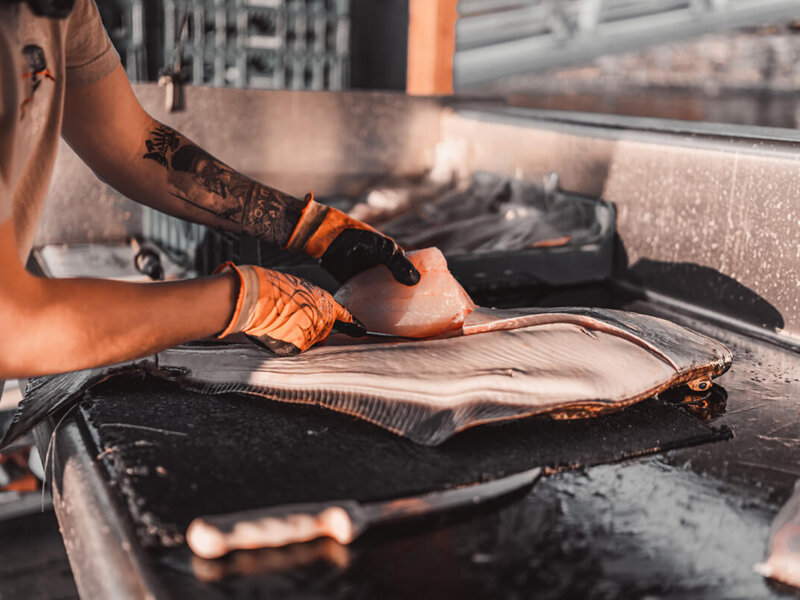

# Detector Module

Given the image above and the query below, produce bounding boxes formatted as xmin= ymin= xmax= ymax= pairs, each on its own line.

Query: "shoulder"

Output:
xmin=64 ymin=0 xmax=120 ymax=86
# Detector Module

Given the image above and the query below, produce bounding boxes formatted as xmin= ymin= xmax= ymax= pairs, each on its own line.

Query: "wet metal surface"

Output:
xmin=641 ymin=301 xmax=800 ymax=504
xmin=156 ymin=455 xmax=784 ymax=600
xmin=188 ymin=459 xmax=776 ymax=600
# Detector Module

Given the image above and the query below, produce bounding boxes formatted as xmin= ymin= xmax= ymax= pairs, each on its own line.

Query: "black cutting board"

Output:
xmin=75 ymin=375 xmax=731 ymax=549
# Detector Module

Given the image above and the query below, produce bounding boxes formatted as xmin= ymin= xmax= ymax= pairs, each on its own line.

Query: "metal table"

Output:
xmin=37 ymin=286 xmax=799 ymax=599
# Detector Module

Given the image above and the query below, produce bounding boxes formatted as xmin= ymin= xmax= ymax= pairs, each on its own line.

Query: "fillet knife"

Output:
xmin=186 ymin=466 xmax=542 ymax=559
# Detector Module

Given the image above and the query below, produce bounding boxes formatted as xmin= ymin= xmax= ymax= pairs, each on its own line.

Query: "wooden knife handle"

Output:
xmin=186 ymin=500 xmax=368 ymax=559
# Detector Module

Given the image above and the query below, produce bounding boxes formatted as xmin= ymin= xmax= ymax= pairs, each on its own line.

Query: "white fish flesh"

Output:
xmin=334 ymin=247 xmax=475 ymax=338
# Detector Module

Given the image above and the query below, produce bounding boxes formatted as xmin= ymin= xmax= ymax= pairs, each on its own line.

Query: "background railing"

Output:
xmin=454 ymin=0 xmax=800 ymax=87
xmin=98 ymin=0 xmax=350 ymax=90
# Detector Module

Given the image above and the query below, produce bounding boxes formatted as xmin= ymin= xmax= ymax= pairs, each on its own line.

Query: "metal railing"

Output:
xmin=454 ymin=0 xmax=800 ymax=88
xmin=162 ymin=0 xmax=350 ymax=90
xmin=98 ymin=0 xmax=147 ymax=81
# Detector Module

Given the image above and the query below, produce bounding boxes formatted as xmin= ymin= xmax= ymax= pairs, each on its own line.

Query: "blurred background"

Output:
xmin=98 ymin=0 xmax=800 ymax=128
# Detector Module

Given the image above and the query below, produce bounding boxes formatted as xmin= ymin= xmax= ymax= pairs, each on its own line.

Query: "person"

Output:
xmin=0 ymin=0 xmax=419 ymax=393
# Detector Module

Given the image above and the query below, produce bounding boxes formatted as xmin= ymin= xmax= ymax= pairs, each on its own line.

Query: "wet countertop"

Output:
xmin=47 ymin=285 xmax=800 ymax=599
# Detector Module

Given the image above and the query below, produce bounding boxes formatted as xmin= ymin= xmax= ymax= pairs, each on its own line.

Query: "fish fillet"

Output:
xmin=5 ymin=308 xmax=732 ymax=447
xmin=334 ymin=247 xmax=475 ymax=338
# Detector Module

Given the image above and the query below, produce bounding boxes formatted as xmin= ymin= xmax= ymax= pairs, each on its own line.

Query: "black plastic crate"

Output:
xmin=147 ymin=174 xmax=616 ymax=294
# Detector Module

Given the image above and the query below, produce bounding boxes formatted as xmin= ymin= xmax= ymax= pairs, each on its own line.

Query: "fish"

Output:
xmin=756 ymin=478 xmax=800 ymax=588
xmin=334 ymin=247 xmax=476 ymax=338
xmin=2 ymin=307 xmax=732 ymax=447
xmin=371 ymin=172 xmax=607 ymax=255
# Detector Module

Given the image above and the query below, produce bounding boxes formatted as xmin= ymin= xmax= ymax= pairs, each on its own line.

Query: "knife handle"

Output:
xmin=186 ymin=500 xmax=368 ymax=559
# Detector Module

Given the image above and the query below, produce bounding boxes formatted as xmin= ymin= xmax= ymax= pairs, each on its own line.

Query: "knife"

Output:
xmin=186 ymin=466 xmax=542 ymax=559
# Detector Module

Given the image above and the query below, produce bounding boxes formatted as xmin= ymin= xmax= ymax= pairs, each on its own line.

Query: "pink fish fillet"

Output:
xmin=334 ymin=247 xmax=476 ymax=338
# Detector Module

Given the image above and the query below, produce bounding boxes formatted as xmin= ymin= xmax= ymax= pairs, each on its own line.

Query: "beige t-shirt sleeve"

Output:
xmin=65 ymin=0 xmax=120 ymax=87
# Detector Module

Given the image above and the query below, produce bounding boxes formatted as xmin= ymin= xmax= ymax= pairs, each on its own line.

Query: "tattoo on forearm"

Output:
xmin=143 ymin=124 xmax=304 ymax=245
xmin=143 ymin=125 xmax=180 ymax=167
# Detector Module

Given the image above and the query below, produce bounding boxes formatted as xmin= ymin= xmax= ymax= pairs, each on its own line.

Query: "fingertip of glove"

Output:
xmin=392 ymin=257 xmax=420 ymax=286
xmin=406 ymin=264 xmax=421 ymax=285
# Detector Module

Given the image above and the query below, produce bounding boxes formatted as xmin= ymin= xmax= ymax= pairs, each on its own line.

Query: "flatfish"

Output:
xmin=1 ymin=307 xmax=731 ymax=447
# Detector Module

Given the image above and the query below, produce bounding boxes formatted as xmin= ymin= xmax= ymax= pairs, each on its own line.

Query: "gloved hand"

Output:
xmin=216 ymin=262 xmax=366 ymax=355
xmin=284 ymin=193 xmax=420 ymax=285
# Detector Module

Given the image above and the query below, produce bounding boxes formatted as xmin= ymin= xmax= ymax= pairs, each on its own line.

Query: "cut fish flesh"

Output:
xmin=334 ymin=247 xmax=475 ymax=338
xmin=3 ymin=307 xmax=732 ymax=447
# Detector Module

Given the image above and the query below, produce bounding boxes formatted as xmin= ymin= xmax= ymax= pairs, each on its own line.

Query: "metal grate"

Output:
xmin=454 ymin=0 xmax=800 ymax=87
xmin=142 ymin=208 xmax=310 ymax=276
xmin=97 ymin=0 xmax=147 ymax=81
xmin=162 ymin=0 xmax=350 ymax=90
xmin=142 ymin=208 xmax=208 ymax=274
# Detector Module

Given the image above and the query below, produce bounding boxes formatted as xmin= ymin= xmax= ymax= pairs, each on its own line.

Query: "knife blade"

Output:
xmin=186 ymin=466 xmax=542 ymax=559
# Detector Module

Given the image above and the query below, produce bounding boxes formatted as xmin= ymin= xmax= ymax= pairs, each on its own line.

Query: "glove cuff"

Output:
xmin=284 ymin=192 xmax=331 ymax=257
xmin=214 ymin=262 xmax=261 ymax=338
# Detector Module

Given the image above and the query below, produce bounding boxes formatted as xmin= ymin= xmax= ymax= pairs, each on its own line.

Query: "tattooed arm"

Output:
xmin=140 ymin=123 xmax=312 ymax=245
xmin=62 ymin=67 xmax=305 ymax=246
xmin=62 ymin=66 xmax=418 ymax=284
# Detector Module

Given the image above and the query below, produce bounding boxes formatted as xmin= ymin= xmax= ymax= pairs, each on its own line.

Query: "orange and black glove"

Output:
xmin=284 ymin=193 xmax=420 ymax=285
xmin=216 ymin=262 xmax=366 ymax=355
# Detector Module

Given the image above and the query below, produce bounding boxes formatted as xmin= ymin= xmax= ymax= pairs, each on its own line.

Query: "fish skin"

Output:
xmin=334 ymin=248 xmax=475 ymax=339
